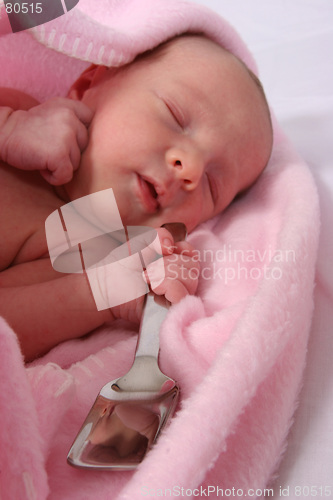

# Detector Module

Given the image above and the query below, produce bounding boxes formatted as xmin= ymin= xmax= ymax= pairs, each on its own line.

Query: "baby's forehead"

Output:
xmin=141 ymin=34 xmax=231 ymax=66
xmin=150 ymin=36 xmax=265 ymax=100
xmin=137 ymin=34 xmax=260 ymax=94
xmin=94 ymin=34 xmax=252 ymax=97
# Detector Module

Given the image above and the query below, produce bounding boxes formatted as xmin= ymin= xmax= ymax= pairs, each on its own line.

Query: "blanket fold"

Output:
xmin=0 ymin=1 xmax=319 ymax=499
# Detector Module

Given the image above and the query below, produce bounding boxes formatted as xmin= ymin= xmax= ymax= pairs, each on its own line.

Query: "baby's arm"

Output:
xmin=0 ymin=261 xmax=110 ymax=362
xmin=0 ymin=88 xmax=93 ymax=185
xmin=0 ymin=228 xmax=199 ymax=362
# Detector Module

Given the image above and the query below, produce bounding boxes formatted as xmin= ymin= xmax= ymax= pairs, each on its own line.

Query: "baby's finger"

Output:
xmin=126 ymin=227 xmax=175 ymax=271
xmin=154 ymin=278 xmax=189 ymax=304
xmin=155 ymin=227 xmax=176 ymax=255
xmin=170 ymin=240 xmax=197 ymax=257
xmin=39 ymin=168 xmax=55 ymax=185
xmin=148 ymin=256 xmax=199 ymax=296
xmin=164 ymin=280 xmax=189 ymax=304
xmin=127 ymin=225 xmax=185 ymax=262
xmin=40 ymin=158 xmax=73 ymax=185
xmin=143 ymin=257 xmax=166 ymax=290
xmin=67 ymin=99 xmax=93 ymax=126
xmin=40 ymin=163 xmax=73 ymax=186
xmin=145 ymin=249 xmax=199 ymax=291
xmin=69 ymin=142 xmax=82 ymax=173
xmin=75 ymin=120 xmax=89 ymax=155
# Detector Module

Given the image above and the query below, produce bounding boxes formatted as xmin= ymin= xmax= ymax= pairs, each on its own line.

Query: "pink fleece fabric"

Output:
xmin=0 ymin=1 xmax=319 ymax=499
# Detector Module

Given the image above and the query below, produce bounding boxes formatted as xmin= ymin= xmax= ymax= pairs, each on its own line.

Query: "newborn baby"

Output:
xmin=0 ymin=34 xmax=273 ymax=361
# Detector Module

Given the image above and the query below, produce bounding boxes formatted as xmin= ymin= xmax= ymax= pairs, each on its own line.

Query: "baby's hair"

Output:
xmin=235 ymin=57 xmax=273 ymax=135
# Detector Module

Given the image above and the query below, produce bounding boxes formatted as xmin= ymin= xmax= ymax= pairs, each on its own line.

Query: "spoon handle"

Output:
xmin=135 ymin=222 xmax=187 ymax=359
xmin=135 ymin=293 xmax=169 ymax=358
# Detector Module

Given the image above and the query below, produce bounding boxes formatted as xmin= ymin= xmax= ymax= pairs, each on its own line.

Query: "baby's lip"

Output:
xmin=136 ymin=174 xmax=161 ymax=213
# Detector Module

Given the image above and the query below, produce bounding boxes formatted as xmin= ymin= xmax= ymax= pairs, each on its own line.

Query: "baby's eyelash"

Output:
xmin=164 ymin=99 xmax=184 ymax=128
xmin=206 ymin=173 xmax=218 ymax=206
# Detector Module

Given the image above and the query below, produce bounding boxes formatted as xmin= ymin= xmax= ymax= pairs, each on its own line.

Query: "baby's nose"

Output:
xmin=166 ymin=147 xmax=205 ymax=191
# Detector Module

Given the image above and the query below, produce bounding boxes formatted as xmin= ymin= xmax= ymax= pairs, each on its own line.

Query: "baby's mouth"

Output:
xmin=137 ymin=174 xmax=160 ymax=213
xmin=146 ymin=179 xmax=158 ymax=199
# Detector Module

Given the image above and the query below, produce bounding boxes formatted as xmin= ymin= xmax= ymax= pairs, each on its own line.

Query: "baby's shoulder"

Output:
xmin=0 ymin=163 xmax=62 ymax=270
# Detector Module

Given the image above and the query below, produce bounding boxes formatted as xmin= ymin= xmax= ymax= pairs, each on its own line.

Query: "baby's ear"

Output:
xmin=68 ymin=64 xmax=109 ymax=100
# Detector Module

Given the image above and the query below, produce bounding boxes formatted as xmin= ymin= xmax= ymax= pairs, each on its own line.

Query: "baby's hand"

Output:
xmin=146 ymin=239 xmax=199 ymax=303
xmin=108 ymin=227 xmax=200 ymax=323
xmin=0 ymin=97 xmax=93 ymax=185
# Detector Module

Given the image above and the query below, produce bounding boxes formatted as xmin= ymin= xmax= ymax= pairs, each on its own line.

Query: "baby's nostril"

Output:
xmin=174 ymin=160 xmax=182 ymax=167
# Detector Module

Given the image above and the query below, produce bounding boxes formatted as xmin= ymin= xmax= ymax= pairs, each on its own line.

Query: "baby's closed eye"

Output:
xmin=163 ymin=99 xmax=184 ymax=129
xmin=206 ymin=172 xmax=219 ymax=206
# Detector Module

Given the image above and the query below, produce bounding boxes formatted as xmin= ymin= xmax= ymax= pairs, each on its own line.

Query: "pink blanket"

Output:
xmin=0 ymin=1 xmax=319 ymax=499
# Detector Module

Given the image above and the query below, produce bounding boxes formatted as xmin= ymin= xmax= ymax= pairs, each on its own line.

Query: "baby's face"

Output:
xmin=66 ymin=36 xmax=272 ymax=232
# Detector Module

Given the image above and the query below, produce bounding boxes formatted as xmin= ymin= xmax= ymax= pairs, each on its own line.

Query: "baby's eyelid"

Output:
xmin=164 ymin=99 xmax=184 ymax=128
xmin=206 ymin=172 xmax=218 ymax=206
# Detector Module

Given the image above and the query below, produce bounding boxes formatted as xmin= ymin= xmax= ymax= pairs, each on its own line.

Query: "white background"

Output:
xmin=190 ymin=1 xmax=333 ymax=497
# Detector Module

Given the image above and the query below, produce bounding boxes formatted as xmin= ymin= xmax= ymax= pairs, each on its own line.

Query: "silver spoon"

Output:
xmin=67 ymin=223 xmax=186 ymax=470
